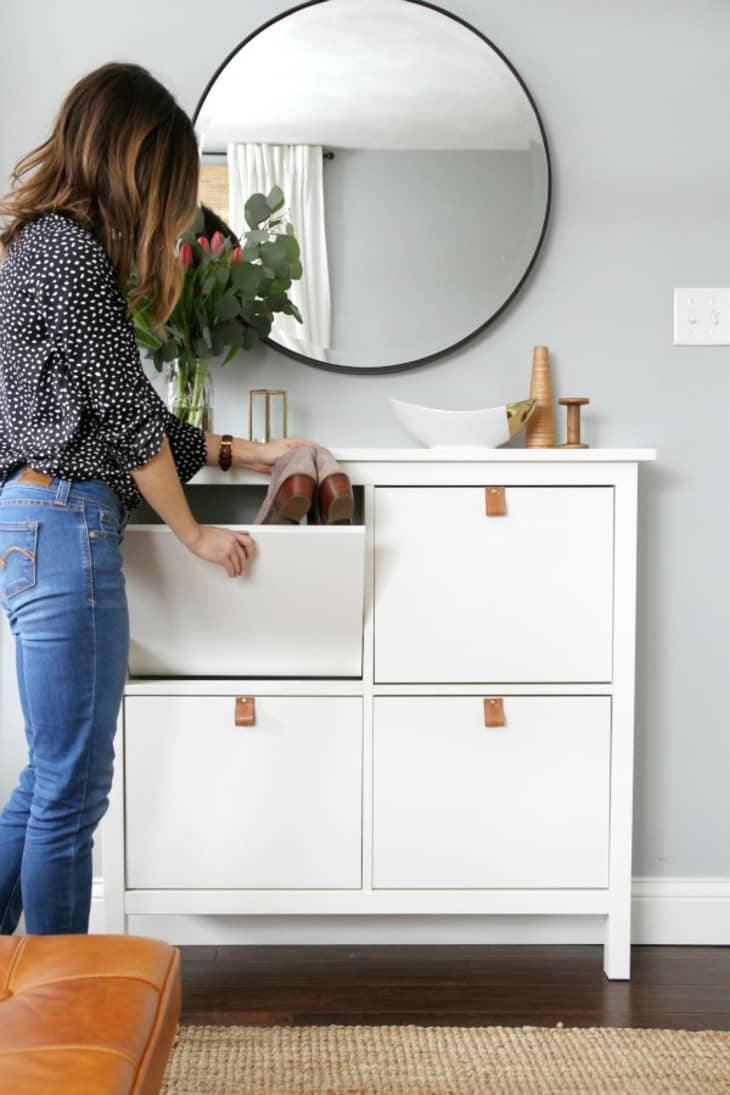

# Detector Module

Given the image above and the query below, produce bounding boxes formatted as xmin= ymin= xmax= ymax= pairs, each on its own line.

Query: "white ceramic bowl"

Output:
xmin=390 ymin=397 xmax=515 ymax=448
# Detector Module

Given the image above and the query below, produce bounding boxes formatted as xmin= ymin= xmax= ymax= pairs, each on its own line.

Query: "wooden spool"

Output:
xmin=558 ymin=397 xmax=590 ymax=448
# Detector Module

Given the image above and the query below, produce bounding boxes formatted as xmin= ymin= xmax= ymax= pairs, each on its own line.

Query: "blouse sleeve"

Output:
xmin=163 ymin=409 xmax=208 ymax=484
xmin=38 ymin=227 xmax=206 ymax=478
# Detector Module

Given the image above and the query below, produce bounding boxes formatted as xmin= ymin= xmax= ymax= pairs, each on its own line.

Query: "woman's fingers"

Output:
xmin=234 ymin=540 xmax=247 ymax=575
xmin=188 ymin=526 xmax=256 ymax=576
xmin=227 ymin=532 xmax=254 ymax=576
xmin=236 ymin=532 xmax=255 ymax=559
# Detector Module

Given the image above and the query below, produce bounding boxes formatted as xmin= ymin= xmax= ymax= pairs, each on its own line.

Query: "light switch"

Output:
xmin=674 ymin=288 xmax=730 ymax=345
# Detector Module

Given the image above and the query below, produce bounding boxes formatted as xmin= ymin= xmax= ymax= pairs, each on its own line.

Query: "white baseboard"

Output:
xmin=89 ymin=877 xmax=730 ymax=945
xmin=631 ymin=877 xmax=730 ymax=944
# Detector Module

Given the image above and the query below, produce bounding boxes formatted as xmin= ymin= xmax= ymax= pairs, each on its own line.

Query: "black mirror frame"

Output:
xmin=192 ymin=0 xmax=552 ymax=375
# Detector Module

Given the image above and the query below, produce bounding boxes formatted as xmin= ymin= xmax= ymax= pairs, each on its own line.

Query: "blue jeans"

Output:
xmin=0 ymin=470 xmax=129 ymax=934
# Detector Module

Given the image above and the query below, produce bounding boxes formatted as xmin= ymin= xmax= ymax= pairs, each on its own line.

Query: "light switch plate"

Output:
xmin=674 ymin=288 xmax=730 ymax=345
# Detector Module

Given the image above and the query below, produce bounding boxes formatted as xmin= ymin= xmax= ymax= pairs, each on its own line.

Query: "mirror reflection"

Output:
xmin=194 ymin=0 xmax=550 ymax=371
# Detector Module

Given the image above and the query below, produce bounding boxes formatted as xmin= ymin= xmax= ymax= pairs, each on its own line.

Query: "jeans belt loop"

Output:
xmin=54 ymin=478 xmax=72 ymax=507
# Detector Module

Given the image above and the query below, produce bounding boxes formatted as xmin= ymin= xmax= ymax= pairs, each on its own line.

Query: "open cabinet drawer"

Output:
xmin=122 ymin=525 xmax=365 ymax=677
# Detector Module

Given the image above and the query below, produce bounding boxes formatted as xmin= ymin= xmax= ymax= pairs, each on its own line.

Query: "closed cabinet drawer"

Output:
xmin=123 ymin=526 xmax=365 ymax=677
xmin=372 ymin=696 xmax=610 ymax=889
xmin=374 ymin=487 xmax=613 ymax=683
xmin=125 ymin=695 xmax=362 ymax=889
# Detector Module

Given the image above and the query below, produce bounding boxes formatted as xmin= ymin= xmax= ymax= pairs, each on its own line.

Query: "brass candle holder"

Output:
xmin=248 ymin=389 xmax=288 ymax=442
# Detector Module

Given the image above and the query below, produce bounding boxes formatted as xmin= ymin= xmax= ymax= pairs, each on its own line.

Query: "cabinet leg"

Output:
xmin=604 ymin=912 xmax=631 ymax=980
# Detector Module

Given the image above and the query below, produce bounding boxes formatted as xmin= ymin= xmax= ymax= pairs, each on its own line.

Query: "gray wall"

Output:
xmin=1 ymin=0 xmax=729 ymax=882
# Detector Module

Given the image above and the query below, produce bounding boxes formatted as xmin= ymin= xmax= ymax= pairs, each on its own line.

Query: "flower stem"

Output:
xmin=190 ymin=358 xmax=207 ymax=429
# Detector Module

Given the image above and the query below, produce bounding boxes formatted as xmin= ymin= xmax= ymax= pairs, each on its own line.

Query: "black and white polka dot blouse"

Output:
xmin=0 ymin=211 xmax=207 ymax=510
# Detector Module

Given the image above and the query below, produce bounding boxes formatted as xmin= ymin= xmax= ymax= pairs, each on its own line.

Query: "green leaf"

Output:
xmin=289 ymin=260 xmax=303 ymax=280
xmin=270 ymin=277 xmax=292 ymax=293
xmin=193 ymin=335 xmax=211 ymax=357
xmin=215 ymin=264 xmax=230 ymax=286
xmin=262 ymin=266 xmax=275 ymax=280
xmin=221 ymin=343 xmax=242 ymax=365
xmin=211 ymin=319 xmax=245 ymax=349
xmin=190 ymin=241 xmax=207 ymax=266
xmin=267 ymin=292 xmax=288 ymax=312
xmin=260 ymin=240 xmax=285 ymax=262
xmin=214 ymin=295 xmax=241 ymax=320
xmin=250 ymin=313 xmax=272 ymax=337
xmin=243 ymin=325 xmax=260 ymax=350
xmin=245 ymin=229 xmax=269 ymax=244
xmin=161 ymin=338 xmax=179 ymax=363
xmin=244 ymin=192 xmax=271 ymax=229
xmin=210 ymin=324 xmax=240 ymax=356
xmin=194 ymin=300 xmax=209 ymax=338
xmin=241 ymin=244 xmax=260 ymax=262
xmin=266 ymin=185 xmax=285 ymax=212
xmin=134 ymin=325 xmax=162 ymax=350
xmin=277 ymin=234 xmax=300 ymax=262
xmin=286 ymin=223 xmax=295 ymax=237
xmin=231 ymin=262 xmax=262 ymax=294
xmin=191 ymin=206 xmax=205 ymax=235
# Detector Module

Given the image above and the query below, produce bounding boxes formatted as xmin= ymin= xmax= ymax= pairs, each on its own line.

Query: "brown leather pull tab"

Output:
xmin=485 ymin=486 xmax=506 ymax=516
xmin=484 ymin=698 xmax=506 ymax=727
xmin=235 ymin=696 xmax=256 ymax=726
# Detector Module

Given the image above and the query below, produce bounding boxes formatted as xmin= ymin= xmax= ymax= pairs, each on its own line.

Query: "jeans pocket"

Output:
xmin=87 ymin=503 xmax=123 ymax=543
xmin=0 ymin=521 xmax=38 ymax=600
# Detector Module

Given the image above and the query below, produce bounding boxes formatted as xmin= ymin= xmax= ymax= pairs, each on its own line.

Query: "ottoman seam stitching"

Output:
xmin=0 ymin=1044 xmax=137 ymax=1066
xmin=130 ymin=950 xmax=179 ymax=1094
xmin=8 ymin=972 xmax=171 ymax=993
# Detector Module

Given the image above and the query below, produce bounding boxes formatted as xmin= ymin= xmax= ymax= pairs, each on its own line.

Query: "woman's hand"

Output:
xmin=243 ymin=436 xmax=317 ymax=475
xmin=185 ymin=524 xmax=255 ymax=577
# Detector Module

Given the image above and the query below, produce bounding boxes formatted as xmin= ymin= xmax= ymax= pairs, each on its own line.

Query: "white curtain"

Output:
xmin=228 ymin=143 xmax=331 ymax=353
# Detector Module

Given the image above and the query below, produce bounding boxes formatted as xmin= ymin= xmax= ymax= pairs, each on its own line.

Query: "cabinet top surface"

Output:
xmin=309 ymin=448 xmax=654 ymax=462
xmin=191 ymin=447 xmax=655 ymax=486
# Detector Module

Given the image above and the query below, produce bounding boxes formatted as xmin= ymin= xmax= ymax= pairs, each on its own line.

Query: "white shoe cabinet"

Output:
xmin=104 ymin=448 xmax=654 ymax=979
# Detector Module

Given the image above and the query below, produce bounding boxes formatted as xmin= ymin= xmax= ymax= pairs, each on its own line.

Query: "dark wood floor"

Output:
xmin=179 ymin=945 xmax=730 ymax=1030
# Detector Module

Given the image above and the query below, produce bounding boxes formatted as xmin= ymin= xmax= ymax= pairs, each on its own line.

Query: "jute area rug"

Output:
xmin=161 ymin=1023 xmax=730 ymax=1094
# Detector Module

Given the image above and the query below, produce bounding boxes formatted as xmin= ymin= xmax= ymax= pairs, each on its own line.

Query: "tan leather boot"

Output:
xmin=313 ymin=447 xmax=354 ymax=524
xmin=255 ymin=447 xmax=317 ymax=524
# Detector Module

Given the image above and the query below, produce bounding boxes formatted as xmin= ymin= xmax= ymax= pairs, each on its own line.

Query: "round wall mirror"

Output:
xmin=193 ymin=0 xmax=551 ymax=373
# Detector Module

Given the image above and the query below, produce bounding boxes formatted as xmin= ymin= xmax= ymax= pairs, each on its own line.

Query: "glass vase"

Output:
xmin=167 ymin=358 xmax=214 ymax=431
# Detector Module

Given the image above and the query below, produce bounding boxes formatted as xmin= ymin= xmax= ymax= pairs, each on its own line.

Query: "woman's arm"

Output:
xmin=131 ymin=437 xmax=253 ymax=577
xmin=203 ymin=433 xmax=317 ymax=475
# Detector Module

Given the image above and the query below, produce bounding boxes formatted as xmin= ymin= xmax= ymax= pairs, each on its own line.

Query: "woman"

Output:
xmin=0 ymin=62 xmax=314 ymax=935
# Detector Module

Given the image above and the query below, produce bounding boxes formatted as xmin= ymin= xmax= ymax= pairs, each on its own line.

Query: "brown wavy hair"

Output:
xmin=0 ymin=62 xmax=199 ymax=325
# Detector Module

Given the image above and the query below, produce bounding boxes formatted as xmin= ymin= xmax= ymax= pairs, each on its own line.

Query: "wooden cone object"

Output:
xmin=525 ymin=345 xmax=555 ymax=447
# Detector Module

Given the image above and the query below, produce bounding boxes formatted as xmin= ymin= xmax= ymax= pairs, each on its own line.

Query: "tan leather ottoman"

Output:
xmin=0 ymin=934 xmax=181 ymax=1094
